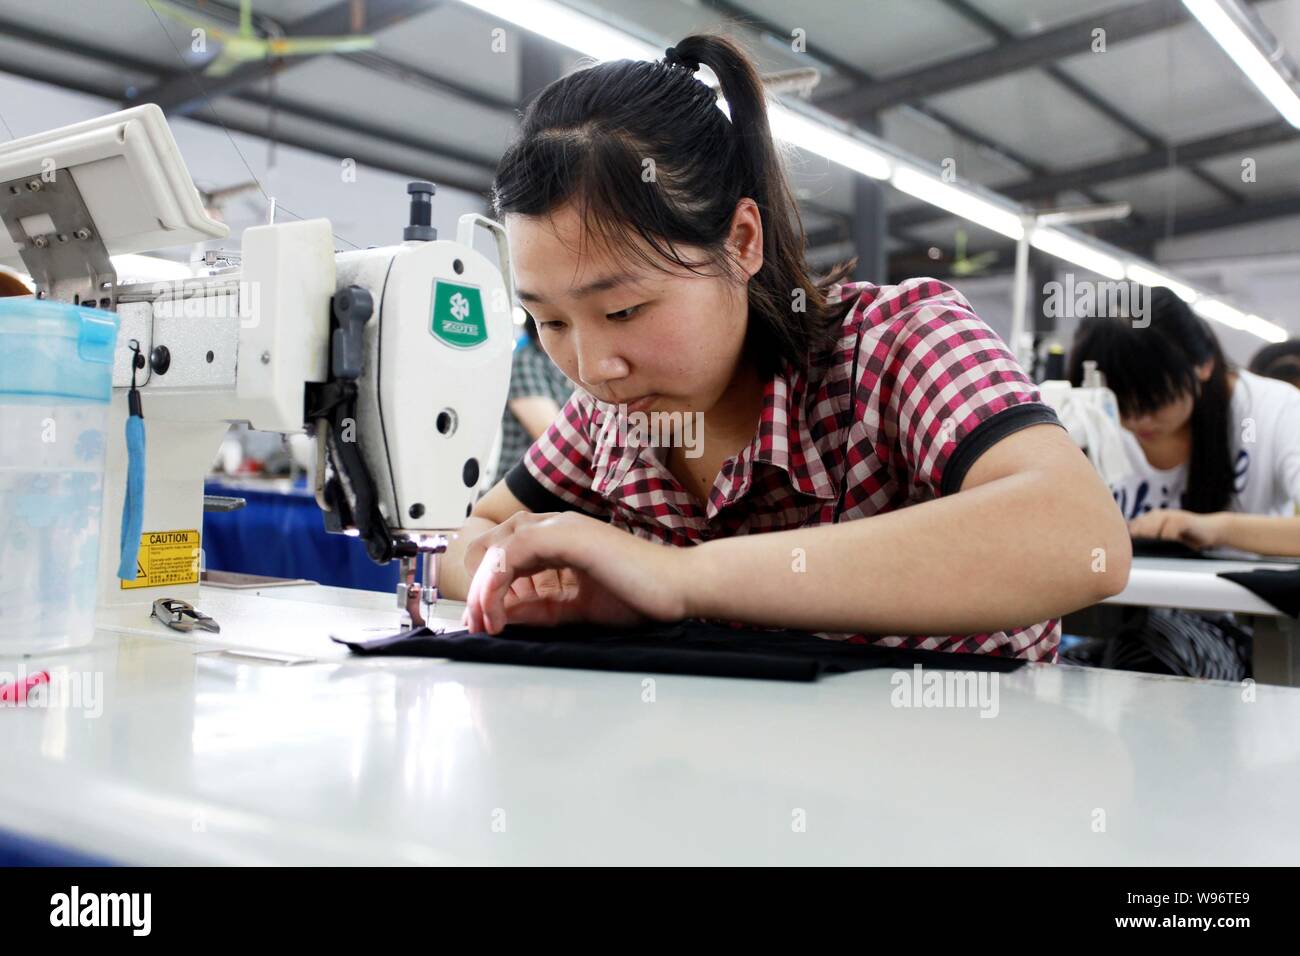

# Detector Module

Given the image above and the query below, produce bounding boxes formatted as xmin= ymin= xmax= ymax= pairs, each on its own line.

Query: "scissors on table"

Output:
xmin=151 ymin=597 xmax=221 ymax=634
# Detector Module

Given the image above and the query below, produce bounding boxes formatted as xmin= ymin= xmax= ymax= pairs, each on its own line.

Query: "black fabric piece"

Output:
xmin=940 ymin=402 xmax=1066 ymax=497
xmin=1217 ymin=567 xmax=1300 ymax=618
xmin=504 ymin=459 xmax=604 ymax=517
xmin=333 ymin=620 xmax=1026 ymax=682
xmin=1130 ymin=537 xmax=1210 ymax=560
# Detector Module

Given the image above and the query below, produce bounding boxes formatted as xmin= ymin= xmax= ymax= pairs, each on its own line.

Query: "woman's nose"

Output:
xmin=576 ymin=349 xmax=630 ymax=389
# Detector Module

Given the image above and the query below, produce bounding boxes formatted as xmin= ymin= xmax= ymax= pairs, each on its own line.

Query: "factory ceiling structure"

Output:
xmin=0 ymin=0 xmax=1297 ymax=299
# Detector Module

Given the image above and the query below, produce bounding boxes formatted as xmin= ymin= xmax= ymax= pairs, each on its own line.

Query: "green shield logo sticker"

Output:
xmin=430 ymin=280 xmax=487 ymax=349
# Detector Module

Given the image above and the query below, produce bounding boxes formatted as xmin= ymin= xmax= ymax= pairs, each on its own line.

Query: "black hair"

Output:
xmin=1067 ymin=287 xmax=1236 ymax=513
xmin=491 ymin=33 xmax=857 ymax=379
xmin=1249 ymin=338 xmax=1300 ymax=389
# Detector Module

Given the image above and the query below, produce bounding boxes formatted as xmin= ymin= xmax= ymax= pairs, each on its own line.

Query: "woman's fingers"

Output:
xmin=463 ymin=511 xmax=558 ymax=578
xmin=476 ymin=526 xmax=578 ymax=634
xmin=509 ymin=575 xmax=539 ymax=604
xmin=464 ymin=546 xmax=502 ymax=633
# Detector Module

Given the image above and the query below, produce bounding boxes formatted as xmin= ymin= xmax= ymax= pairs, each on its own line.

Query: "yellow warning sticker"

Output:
xmin=120 ymin=530 xmax=202 ymax=590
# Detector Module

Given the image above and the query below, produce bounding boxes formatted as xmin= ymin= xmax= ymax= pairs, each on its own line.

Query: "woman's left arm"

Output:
xmin=1216 ymin=514 xmax=1300 ymax=557
xmin=463 ymin=423 xmax=1132 ymax=636
xmin=684 ymin=423 xmax=1131 ymax=634
xmin=1139 ymin=511 xmax=1300 ymax=558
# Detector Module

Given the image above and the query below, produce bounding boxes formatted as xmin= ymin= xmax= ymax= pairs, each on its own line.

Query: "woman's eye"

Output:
xmin=606 ymin=304 xmax=641 ymax=321
xmin=539 ymin=320 xmax=565 ymax=331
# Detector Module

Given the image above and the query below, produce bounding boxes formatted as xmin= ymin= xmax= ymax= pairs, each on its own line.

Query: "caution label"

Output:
xmin=120 ymin=530 xmax=202 ymax=590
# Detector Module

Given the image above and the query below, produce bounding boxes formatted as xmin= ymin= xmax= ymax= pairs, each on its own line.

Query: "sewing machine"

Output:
xmin=1037 ymin=365 xmax=1131 ymax=487
xmin=0 ymin=104 xmax=513 ymax=630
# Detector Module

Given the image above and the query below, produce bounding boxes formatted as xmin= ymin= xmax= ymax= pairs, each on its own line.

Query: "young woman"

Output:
xmin=441 ymin=34 xmax=1130 ymax=660
xmin=1069 ymin=288 xmax=1300 ymax=556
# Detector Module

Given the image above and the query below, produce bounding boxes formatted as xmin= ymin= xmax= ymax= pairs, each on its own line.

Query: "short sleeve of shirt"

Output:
xmin=1271 ymin=382 xmax=1300 ymax=508
xmin=505 ymin=388 xmax=611 ymax=517
xmin=854 ymin=277 xmax=1063 ymax=499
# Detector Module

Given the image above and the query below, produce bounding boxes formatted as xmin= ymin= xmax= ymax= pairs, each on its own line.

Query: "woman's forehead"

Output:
xmin=507 ymin=209 xmax=706 ymax=304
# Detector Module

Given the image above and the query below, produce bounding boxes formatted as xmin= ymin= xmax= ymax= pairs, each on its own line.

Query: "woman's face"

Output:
xmin=504 ymin=200 xmax=763 ymax=416
xmin=1119 ymin=360 xmax=1213 ymax=442
xmin=1121 ymin=392 xmax=1195 ymax=443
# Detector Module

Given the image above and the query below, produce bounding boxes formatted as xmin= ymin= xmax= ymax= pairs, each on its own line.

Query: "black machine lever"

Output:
xmin=307 ymin=284 xmax=392 ymax=564
xmin=331 ymin=285 xmax=373 ymax=380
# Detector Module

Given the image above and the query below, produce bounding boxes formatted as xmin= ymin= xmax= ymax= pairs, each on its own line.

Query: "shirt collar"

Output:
xmin=588 ymin=358 xmax=839 ymax=514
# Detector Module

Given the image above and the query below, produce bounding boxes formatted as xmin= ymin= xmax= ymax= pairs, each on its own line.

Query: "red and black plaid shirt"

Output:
xmin=505 ymin=277 xmax=1065 ymax=661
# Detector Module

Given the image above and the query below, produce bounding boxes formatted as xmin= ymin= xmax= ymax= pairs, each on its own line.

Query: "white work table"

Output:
xmin=1103 ymin=555 xmax=1300 ymax=686
xmin=2 ymin=582 xmax=1299 ymax=866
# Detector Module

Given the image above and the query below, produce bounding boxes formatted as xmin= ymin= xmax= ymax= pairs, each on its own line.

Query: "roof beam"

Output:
xmin=815 ymin=0 xmax=1190 ymax=116
xmin=1097 ymin=192 xmax=1300 ymax=245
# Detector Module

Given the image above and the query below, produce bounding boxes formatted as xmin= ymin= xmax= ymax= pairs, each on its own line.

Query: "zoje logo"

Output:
xmin=49 ymin=886 xmax=151 ymax=936
xmin=429 ymin=280 xmax=487 ymax=348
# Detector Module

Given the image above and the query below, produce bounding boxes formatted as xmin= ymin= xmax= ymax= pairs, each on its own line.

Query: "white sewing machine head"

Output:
xmin=0 ymin=105 xmax=513 ymax=623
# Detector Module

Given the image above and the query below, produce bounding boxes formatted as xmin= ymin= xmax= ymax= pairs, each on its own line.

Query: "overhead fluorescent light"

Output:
xmin=891 ymin=166 xmax=1024 ymax=240
xmin=768 ymin=105 xmax=891 ymax=180
xmin=1194 ymin=298 xmax=1288 ymax=341
xmin=1237 ymin=314 xmax=1289 ymax=342
xmin=1182 ymin=0 xmax=1300 ymax=129
xmin=455 ymin=0 xmax=660 ymax=60
xmin=1030 ymin=228 xmax=1125 ymax=279
xmin=1125 ymin=263 xmax=1199 ymax=303
xmin=1193 ymin=297 xmax=1247 ymax=327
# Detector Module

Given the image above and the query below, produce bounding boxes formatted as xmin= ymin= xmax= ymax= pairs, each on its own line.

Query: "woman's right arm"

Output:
xmin=439 ymin=480 xmax=532 ymax=601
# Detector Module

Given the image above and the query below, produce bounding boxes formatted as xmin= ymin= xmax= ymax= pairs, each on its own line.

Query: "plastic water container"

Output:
xmin=0 ymin=299 xmax=119 ymax=654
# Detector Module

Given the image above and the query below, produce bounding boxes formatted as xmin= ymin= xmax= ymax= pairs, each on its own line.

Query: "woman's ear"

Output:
xmin=1195 ymin=359 xmax=1215 ymax=383
xmin=727 ymin=198 xmax=764 ymax=279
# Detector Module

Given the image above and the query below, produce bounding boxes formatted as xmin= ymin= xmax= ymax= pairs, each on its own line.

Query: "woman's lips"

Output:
xmin=622 ymin=394 xmax=657 ymax=414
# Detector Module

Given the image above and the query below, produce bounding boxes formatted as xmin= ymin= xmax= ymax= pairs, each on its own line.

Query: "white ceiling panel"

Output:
xmin=739 ymin=0 xmax=996 ymax=79
xmin=267 ymin=55 xmax=514 ymax=164
xmin=882 ymin=105 xmax=1029 ymax=184
xmin=924 ymin=69 xmax=1147 ymax=167
xmin=1093 ymin=166 xmax=1230 ymax=221
xmin=1053 ymin=17 xmax=1281 ymax=143
xmin=1198 ymin=139 xmax=1300 ymax=200
xmin=373 ymin=1 xmax=528 ymax=103
xmin=967 ymin=0 xmax=1144 ymax=35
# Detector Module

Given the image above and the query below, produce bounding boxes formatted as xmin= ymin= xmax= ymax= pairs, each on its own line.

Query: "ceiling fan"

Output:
xmin=143 ymin=0 xmax=378 ymax=76
xmin=948 ymin=228 xmax=1000 ymax=277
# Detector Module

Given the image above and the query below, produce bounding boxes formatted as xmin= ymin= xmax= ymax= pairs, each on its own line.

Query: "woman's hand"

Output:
xmin=1128 ymin=508 xmax=1228 ymax=550
xmin=459 ymin=511 xmax=695 ymax=635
